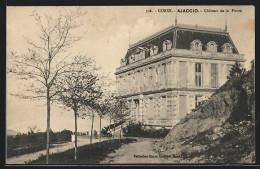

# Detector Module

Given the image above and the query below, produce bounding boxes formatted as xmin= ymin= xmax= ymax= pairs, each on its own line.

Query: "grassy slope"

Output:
xmin=153 ymin=70 xmax=255 ymax=163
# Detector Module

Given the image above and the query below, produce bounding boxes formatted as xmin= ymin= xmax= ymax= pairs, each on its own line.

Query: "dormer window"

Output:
xmin=129 ymin=54 xmax=135 ymax=64
xmin=134 ymin=48 xmax=141 ymax=61
xmin=120 ymin=58 xmax=127 ymax=67
xmin=135 ymin=47 xmax=148 ymax=60
xmin=150 ymin=45 xmax=158 ymax=56
xmin=162 ymin=40 xmax=172 ymax=51
xmin=190 ymin=39 xmax=202 ymax=51
xmin=222 ymin=43 xmax=233 ymax=54
xmin=206 ymin=41 xmax=217 ymax=53
xmin=195 ymin=42 xmax=199 ymax=48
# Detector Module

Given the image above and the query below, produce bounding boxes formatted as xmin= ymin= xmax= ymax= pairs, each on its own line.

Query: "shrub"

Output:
xmin=220 ymin=130 xmax=241 ymax=143
xmin=123 ymin=122 xmax=170 ymax=138
xmin=101 ymin=121 xmax=125 ymax=136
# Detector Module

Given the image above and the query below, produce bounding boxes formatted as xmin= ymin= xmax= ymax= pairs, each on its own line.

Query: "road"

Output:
xmin=6 ymin=136 xmax=107 ymax=164
xmin=100 ymin=138 xmax=182 ymax=164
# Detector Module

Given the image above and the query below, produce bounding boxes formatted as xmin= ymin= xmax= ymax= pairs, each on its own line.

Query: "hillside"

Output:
xmin=153 ymin=63 xmax=255 ymax=163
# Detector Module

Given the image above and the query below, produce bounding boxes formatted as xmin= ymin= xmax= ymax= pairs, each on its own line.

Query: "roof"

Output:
xmin=123 ymin=23 xmax=239 ymax=65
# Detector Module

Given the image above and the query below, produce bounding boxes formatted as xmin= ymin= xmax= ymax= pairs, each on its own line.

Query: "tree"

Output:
xmin=106 ymin=95 xmax=130 ymax=142
xmin=106 ymin=93 xmax=117 ymax=142
xmin=27 ymin=125 xmax=41 ymax=134
xmin=8 ymin=8 xmax=86 ymax=163
xmin=94 ymin=98 xmax=110 ymax=145
xmin=249 ymin=59 xmax=255 ymax=88
xmin=56 ymin=56 xmax=100 ymax=160
xmin=112 ymin=97 xmax=130 ymax=141
xmin=93 ymin=77 xmax=114 ymax=145
xmin=227 ymin=60 xmax=245 ymax=80
xmin=87 ymin=94 xmax=103 ymax=147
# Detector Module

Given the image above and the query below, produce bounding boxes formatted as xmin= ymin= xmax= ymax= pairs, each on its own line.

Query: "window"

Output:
xmin=120 ymin=58 xmax=126 ymax=67
xmin=195 ymin=63 xmax=202 ymax=87
xmin=222 ymin=43 xmax=233 ymax=53
xmin=206 ymin=41 xmax=217 ymax=52
xmin=162 ymin=40 xmax=172 ymax=51
xmin=162 ymin=63 xmax=166 ymax=73
xmin=195 ymin=96 xmax=203 ymax=108
xmin=195 ymin=42 xmax=199 ymax=48
xmin=161 ymin=63 xmax=166 ymax=86
xmin=123 ymin=77 xmax=126 ymax=93
xmin=134 ymin=99 xmax=139 ymax=107
xmin=179 ymin=61 xmax=187 ymax=88
xmin=133 ymin=75 xmax=135 ymax=86
xmin=143 ymin=72 xmax=146 ymax=85
xmin=211 ymin=63 xmax=218 ymax=88
xmin=155 ymin=69 xmax=158 ymax=83
xmin=136 ymin=71 xmax=140 ymax=90
xmin=190 ymin=39 xmax=202 ymax=51
xmin=150 ymin=46 xmax=158 ymax=56
xmin=149 ymin=67 xmax=153 ymax=84
xmin=129 ymin=55 xmax=135 ymax=64
xmin=135 ymin=47 xmax=148 ymax=60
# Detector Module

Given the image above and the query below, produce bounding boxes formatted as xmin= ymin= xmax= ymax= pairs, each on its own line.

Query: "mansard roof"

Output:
xmin=124 ymin=23 xmax=239 ymax=65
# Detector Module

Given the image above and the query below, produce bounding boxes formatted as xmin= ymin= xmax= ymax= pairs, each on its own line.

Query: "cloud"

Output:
xmin=79 ymin=17 xmax=169 ymax=82
xmin=131 ymin=17 xmax=167 ymax=44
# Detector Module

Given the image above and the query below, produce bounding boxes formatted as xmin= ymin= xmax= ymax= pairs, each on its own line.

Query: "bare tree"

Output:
xmin=84 ymin=74 xmax=111 ymax=147
xmin=27 ymin=125 xmax=41 ymax=134
xmin=8 ymin=8 xmax=86 ymax=163
xmin=90 ymin=110 xmax=95 ymax=147
xmin=92 ymin=99 xmax=109 ymax=145
xmin=91 ymin=76 xmax=113 ymax=145
xmin=106 ymin=93 xmax=117 ymax=142
xmin=113 ymin=98 xmax=130 ymax=141
xmin=106 ymin=94 xmax=130 ymax=142
xmin=55 ymin=56 xmax=100 ymax=160
xmin=96 ymin=102 xmax=107 ymax=144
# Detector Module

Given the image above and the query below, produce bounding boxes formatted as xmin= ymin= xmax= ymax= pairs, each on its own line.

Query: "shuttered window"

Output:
xmin=179 ymin=62 xmax=187 ymax=88
xmin=195 ymin=63 xmax=202 ymax=87
xmin=211 ymin=63 xmax=218 ymax=88
xmin=161 ymin=63 xmax=166 ymax=86
xmin=195 ymin=96 xmax=203 ymax=108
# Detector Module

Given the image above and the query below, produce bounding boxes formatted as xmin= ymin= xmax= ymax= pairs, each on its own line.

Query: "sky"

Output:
xmin=6 ymin=6 xmax=254 ymax=133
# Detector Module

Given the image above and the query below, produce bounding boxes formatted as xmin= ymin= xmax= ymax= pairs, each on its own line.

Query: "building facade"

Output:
xmin=115 ymin=24 xmax=246 ymax=127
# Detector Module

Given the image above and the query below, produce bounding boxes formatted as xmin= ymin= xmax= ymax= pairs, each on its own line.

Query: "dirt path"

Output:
xmin=7 ymin=136 xmax=107 ymax=164
xmin=100 ymin=138 xmax=181 ymax=164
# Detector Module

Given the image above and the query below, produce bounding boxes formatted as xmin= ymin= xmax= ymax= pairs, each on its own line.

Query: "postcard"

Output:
xmin=6 ymin=6 xmax=255 ymax=164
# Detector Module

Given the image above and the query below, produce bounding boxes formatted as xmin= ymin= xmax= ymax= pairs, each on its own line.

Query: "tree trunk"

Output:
xmin=90 ymin=111 xmax=94 ymax=147
xmin=99 ymin=116 xmax=102 ymax=145
xmin=74 ymin=110 xmax=78 ymax=160
xmin=46 ymin=88 xmax=50 ymax=164
xmin=113 ymin=120 xmax=115 ymax=142
xmin=108 ymin=117 xmax=111 ymax=143
xmin=120 ymin=123 xmax=122 ymax=141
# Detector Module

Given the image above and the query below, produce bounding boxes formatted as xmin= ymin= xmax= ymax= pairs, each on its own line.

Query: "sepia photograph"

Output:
xmin=6 ymin=6 xmax=255 ymax=165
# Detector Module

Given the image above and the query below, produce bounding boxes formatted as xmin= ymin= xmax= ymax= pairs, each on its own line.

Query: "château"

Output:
xmin=115 ymin=23 xmax=246 ymax=127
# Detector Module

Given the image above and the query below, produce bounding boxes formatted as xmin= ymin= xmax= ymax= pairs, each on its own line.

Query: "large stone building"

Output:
xmin=115 ymin=23 xmax=246 ymax=127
